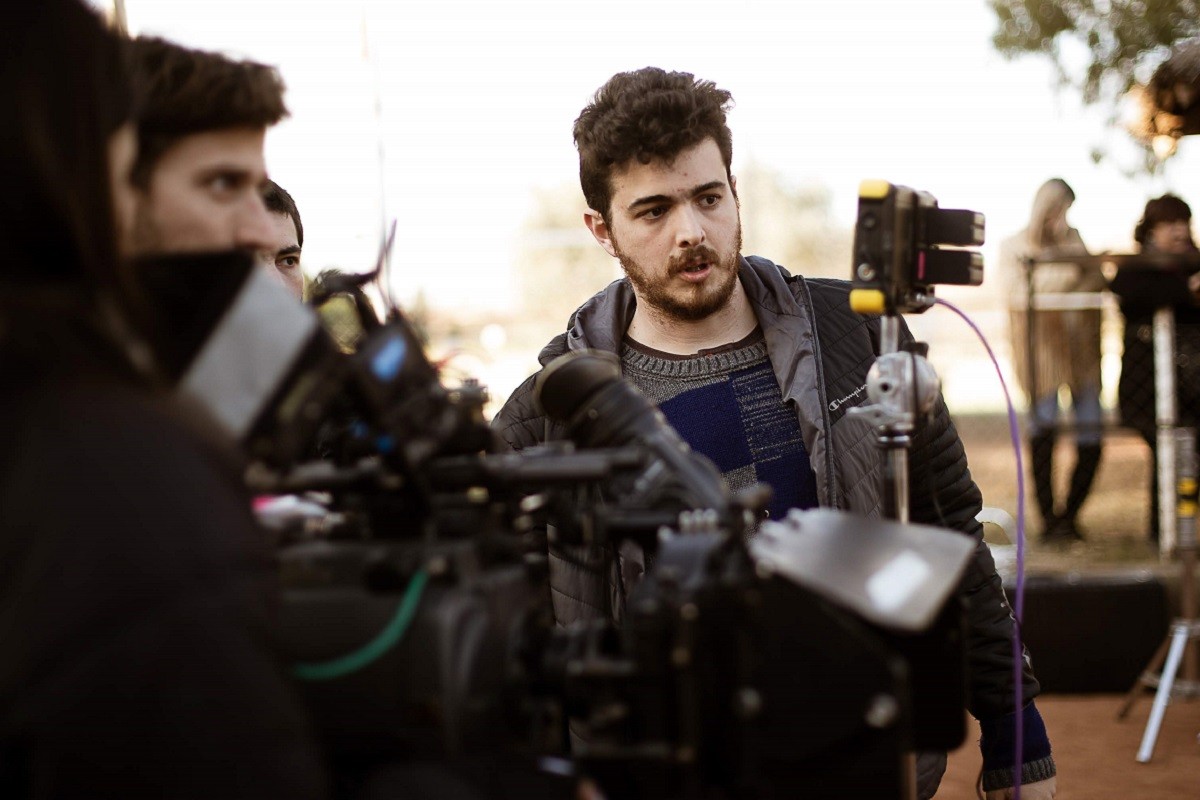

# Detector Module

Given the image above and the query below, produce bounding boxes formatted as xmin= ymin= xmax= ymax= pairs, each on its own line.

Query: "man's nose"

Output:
xmin=236 ymin=194 xmax=276 ymax=252
xmin=674 ymin=206 xmax=706 ymax=249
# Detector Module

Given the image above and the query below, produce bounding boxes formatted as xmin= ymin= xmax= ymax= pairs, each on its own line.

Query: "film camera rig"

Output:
xmin=146 ymin=190 xmax=985 ymax=796
xmin=259 ymin=335 xmax=974 ymax=800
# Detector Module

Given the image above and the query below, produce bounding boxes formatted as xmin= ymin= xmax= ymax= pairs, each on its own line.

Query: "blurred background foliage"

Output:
xmin=989 ymin=0 xmax=1199 ymax=169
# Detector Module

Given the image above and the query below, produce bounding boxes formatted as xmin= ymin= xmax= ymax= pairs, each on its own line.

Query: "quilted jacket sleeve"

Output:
xmin=908 ymin=396 xmax=1040 ymax=719
xmin=493 ymin=373 xmax=545 ymax=452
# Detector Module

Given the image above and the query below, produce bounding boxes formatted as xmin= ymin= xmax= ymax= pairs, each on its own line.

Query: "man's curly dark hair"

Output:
xmin=129 ymin=37 xmax=288 ymax=187
xmin=573 ymin=67 xmax=734 ymax=219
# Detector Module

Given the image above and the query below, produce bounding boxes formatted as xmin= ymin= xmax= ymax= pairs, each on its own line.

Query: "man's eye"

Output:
xmin=643 ymin=206 xmax=667 ymax=220
xmin=277 ymin=256 xmax=300 ymax=270
xmin=208 ymin=174 xmax=238 ymax=193
xmin=700 ymin=194 xmax=720 ymax=207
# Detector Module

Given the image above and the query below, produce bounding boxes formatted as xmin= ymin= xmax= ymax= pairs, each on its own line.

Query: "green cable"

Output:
xmin=292 ymin=568 xmax=430 ymax=682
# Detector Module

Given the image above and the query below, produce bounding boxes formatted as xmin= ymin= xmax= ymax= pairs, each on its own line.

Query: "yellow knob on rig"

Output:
xmin=858 ymin=179 xmax=891 ymax=200
xmin=849 ymin=289 xmax=886 ymax=315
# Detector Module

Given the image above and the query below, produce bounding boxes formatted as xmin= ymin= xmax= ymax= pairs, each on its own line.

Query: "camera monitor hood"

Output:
xmin=752 ymin=507 xmax=974 ymax=633
xmin=136 ymin=250 xmax=325 ymax=449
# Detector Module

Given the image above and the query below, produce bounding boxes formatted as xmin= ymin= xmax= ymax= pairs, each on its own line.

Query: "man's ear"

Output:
xmin=730 ymin=174 xmax=738 ymax=202
xmin=584 ymin=209 xmax=618 ymax=258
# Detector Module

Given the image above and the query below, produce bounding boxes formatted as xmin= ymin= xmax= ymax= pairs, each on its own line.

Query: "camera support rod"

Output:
xmin=848 ymin=315 xmax=941 ymax=524
xmin=849 ymin=180 xmax=983 ymax=524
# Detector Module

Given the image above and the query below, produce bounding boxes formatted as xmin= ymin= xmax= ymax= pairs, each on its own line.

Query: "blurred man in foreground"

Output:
xmin=126 ymin=36 xmax=285 ymax=263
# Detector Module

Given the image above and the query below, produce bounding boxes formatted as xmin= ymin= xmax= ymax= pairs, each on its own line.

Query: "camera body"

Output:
xmin=255 ymin=323 xmax=972 ymax=798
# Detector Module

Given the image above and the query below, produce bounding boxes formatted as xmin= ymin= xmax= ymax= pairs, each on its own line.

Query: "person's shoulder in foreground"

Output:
xmin=0 ymin=4 xmax=325 ymax=796
xmin=0 ymin=378 xmax=328 ymax=798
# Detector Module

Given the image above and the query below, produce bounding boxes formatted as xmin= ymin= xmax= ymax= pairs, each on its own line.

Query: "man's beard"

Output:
xmin=614 ymin=224 xmax=743 ymax=323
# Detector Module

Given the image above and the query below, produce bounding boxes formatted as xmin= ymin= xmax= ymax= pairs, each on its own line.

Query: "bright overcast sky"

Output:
xmin=112 ymin=0 xmax=1197 ymax=313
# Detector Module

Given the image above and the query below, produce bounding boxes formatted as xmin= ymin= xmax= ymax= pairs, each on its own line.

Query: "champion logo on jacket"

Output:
xmin=828 ymin=383 xmax=868 ymax=413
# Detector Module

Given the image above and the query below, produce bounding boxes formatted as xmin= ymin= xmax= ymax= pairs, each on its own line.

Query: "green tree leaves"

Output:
xmin=989 ymin=0 xmax=1198 ymax=104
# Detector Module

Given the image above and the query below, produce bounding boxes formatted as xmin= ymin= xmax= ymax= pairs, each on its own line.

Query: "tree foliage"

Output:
xmin=989 ymin=0 xmax=1198 ymax=105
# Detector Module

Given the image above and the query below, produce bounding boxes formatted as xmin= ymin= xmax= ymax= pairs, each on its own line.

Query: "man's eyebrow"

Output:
xmin=276 ymin=245 xmax=301 ymax=257
xmin=626 ymin=181 xmax=727 ymax=212
xmin=627 ymin=193 xmax=671 ymax=212
xmin=690 ymin=180 xmax=725 ymax=196
xmin=195 ymin=164 xmax=254 ymax=182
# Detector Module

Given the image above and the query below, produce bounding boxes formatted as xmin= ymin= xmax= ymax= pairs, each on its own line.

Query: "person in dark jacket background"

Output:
xmin=0 ymin=3 xmax=327 ymax=797
xmin=1117 ymin=194 xmax=1200 ymax=542
xmin=494 ymin=66 xmax=1056 ymax=800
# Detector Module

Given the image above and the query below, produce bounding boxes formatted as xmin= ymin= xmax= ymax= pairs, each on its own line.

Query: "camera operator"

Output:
xmin=0 ymin=3 xmax=326 ymax=798
xmin=261 ymin=179 xmax=306 ymax=300
xmin=494 ymin=67 xmax=1056 ymax=799
xmin=126 ymin=35 xmax=285 ymax=265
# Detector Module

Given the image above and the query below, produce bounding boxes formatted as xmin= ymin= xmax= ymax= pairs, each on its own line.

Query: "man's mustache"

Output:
xmin=668 ymin=245 xmax=722 ymax=275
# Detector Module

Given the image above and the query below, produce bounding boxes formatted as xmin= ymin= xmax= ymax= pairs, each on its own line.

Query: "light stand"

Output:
xmin=1118 ymin=426 xmax=1200 ymax=762
xmin=1091 ymin=251 xmax=1200 ymax=761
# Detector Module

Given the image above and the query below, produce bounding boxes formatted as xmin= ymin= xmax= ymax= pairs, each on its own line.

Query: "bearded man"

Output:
xmin=494 ymin=67 xmax=1056 ymax=800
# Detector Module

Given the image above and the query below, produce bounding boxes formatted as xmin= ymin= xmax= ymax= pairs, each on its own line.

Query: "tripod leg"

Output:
xmin=1136 ymin=622 xmax=1190 ymax=763
xmin=1118 ymin=637 xmax=1172 ymax=719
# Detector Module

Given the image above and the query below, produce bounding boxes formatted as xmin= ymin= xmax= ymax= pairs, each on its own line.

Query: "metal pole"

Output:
xmin=878 ymin=316 xmax=909 ymax=524
xmin=880 ymin=315 xmax=901 ymax=356
xmin=1154 ymin=307 xmax=1178 ymax=558
xmin=1136 ymin=621 xmax=1190 ymax=762
xmin=886 ymin=449 xmax=909 ymax=524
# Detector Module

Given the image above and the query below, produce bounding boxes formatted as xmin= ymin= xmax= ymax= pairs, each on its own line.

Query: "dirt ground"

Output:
xmin=940 ymin=694 xmax=1200 ymax=798
xmin=955 ymin=417 xmax=1164 ymax=570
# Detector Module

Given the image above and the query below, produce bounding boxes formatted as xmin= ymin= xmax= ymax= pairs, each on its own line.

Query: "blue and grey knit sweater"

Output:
xmin=620 ymin=330 xmax=818 ymax=520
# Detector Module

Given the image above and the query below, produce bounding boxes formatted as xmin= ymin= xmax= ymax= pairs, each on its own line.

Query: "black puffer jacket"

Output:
xmin=494 ymin=256 xmax=1040 ymax=723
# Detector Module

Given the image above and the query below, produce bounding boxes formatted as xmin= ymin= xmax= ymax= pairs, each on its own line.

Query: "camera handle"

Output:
xmin=847 ymin=315 xmax=941 ymax=523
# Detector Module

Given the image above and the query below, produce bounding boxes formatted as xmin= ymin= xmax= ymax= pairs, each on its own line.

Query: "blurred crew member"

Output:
xmin=0 ymin=3 xmax=326 ymax=797
xmin=1118 ymin=194 xmax=1200 ymax=540
xmin=125 ymin=37 xmax=285 ymax=263
xmin=260 ymin=179 xmax=305 ymax=299
xmin=495 ymin=67 xmax=1056 ymax=800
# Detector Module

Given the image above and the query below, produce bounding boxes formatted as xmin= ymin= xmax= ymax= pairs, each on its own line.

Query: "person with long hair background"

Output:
xmin=999 ymin=178 xmax=1106 ymax=543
